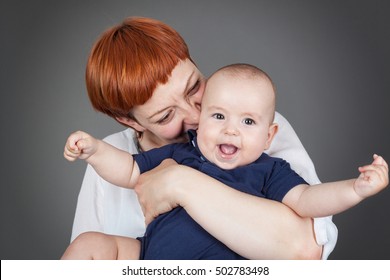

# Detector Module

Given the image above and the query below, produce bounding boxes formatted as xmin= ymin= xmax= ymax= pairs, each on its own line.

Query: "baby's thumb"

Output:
xmin=75 ymin=138 xmax=87 ymax=151
xmin=372 ymin=154 xmax=384 ymax=165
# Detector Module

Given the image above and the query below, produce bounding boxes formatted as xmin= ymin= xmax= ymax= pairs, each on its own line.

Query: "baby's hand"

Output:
xmin=354 ymin=154 xmax=389 ymax=198
xmin=64 ymin=131 xmax=97 ymax=162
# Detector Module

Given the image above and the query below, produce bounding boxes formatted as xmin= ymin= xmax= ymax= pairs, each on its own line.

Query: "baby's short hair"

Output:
xmin=212 ymin=63 xmax=275 ymax=90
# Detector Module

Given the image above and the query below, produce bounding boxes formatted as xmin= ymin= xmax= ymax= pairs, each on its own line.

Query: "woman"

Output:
xmin=70 ymin=17 xmax=337 ymax=259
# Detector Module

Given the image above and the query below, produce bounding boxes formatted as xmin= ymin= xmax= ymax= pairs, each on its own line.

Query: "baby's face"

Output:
xmin=197 ymin=73 xmax=277 ymax=170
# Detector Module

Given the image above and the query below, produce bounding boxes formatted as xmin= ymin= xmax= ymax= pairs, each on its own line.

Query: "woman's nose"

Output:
xmin=183 ymin=103 xmax=200 ymax=129
xmin=184 ymin=106 xmax=200 ymax=125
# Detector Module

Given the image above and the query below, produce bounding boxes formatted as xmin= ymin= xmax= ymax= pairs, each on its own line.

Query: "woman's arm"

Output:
xmin=136 ymin=164 xmax=322 ymax=259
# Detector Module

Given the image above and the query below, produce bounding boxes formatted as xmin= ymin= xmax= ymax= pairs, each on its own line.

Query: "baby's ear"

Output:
xmin=265 ymin=123 xmax=278 ymax=150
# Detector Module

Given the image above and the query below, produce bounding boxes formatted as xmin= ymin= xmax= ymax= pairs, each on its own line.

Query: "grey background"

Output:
xmin=1 ymin=0 xmax=389 ymax=260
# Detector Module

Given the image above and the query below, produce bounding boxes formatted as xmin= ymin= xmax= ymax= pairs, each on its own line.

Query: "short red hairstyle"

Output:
xmin=86 ymin=17 xmax=191 ymax=119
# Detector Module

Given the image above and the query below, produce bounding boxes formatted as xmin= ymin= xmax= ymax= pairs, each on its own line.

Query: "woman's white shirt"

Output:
xmin=70 ymin=111 xmax=337 ymax=259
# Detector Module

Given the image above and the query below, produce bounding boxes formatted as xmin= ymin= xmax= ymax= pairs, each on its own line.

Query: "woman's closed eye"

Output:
xmin=185 ymin=79 xmax=202 ymax=103
xmin=157 ymin=109 xmax=174 ymax=124
xmin=189 ymin=80 xmax=201 ymax=95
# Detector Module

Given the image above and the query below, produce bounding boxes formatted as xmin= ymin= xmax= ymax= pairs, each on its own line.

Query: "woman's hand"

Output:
xmin=134 ymin=159 xmax=180 ymax=225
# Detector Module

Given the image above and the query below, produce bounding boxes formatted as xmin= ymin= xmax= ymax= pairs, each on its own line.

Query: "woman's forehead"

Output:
xmin=134 ymin=59 xmax=200 ymax=117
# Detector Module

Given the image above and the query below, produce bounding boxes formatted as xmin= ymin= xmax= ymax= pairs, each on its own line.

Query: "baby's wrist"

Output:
xmin=352 ymin=178 xmax=368 ymax=200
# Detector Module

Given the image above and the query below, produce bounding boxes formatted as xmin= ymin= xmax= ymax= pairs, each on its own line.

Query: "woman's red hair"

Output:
xmin=86 ymin=17 xmax=191 ymax=119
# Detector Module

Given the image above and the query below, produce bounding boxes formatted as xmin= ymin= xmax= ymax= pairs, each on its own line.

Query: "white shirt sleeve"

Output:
xmin=267 ymin=112 xmax=338 ymax=259
xmin=70 ymin=128 xmax=146 ymax=242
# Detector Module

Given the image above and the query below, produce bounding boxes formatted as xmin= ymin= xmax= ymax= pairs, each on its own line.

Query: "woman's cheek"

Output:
xmin=163 ymin=122 xmax=185 ymax=140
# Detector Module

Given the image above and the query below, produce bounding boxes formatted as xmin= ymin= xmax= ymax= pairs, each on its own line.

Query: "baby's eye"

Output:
xmin=243 ymin=118 xmax=255 ymax=125
xmin=212 ymin=113 xmax=225 ymax=120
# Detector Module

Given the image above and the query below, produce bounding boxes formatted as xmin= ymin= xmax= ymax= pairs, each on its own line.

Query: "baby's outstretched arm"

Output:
xmin=64 ymin=131 xmax=140 ymax=189
xmin=354 ymin=154 xmax=389 ymax=198
xmin=283 ymin=154 xmax=389 ymax=218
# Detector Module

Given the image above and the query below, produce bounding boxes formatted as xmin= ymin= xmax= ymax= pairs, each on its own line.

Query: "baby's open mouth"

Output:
xmin=219 ymin=144 xmax=238 ymax=156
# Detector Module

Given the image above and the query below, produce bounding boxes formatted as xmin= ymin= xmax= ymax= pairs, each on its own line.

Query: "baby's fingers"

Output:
xmin=63 ymin=145 xmax=81 ymax=161
xmin=359 ymin=164 xmax=387 ymax=178
xmin=63 ymin=131 xmax=89 ymax=161
xmin=358 ymin=163 xmax=389 ymax=186
xmin=361 ymin=154 xmax=389 ymax=176
xmin=372 ymin=154 xmax=389 ymax=172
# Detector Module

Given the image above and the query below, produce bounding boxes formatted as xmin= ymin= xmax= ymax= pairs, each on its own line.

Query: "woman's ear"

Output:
xmin=116 ymin=116 xmax=146 ymax=133
xmin=264 ymin=123 xmax=279 ymax=150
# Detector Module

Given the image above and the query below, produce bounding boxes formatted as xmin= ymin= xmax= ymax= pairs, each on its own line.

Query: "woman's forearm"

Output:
xmin=171 ymin=165 xmax=322 ymax=259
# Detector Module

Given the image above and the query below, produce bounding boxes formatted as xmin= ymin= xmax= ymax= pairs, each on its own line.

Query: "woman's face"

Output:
xmin=129 ymin=59 xmax=206 ymax=149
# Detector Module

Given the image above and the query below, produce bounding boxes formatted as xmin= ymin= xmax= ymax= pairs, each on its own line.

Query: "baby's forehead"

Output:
xmin=207 ymin=70 xmax=275 ymax=112
xmin=209 ymin=71 xmax=274 ymax=95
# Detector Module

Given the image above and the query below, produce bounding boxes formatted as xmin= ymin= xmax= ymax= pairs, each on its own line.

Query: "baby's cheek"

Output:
xmin=247 ymin=142 xmax=265 ymax=160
